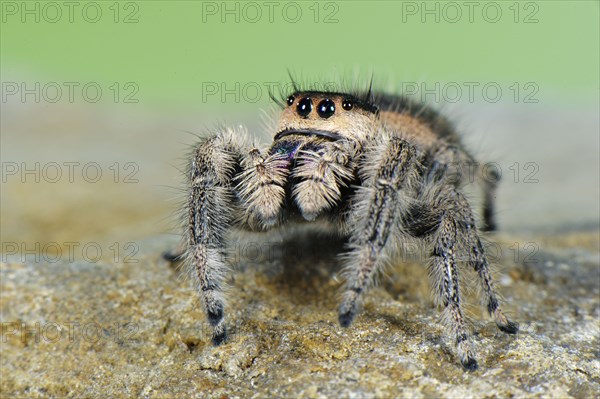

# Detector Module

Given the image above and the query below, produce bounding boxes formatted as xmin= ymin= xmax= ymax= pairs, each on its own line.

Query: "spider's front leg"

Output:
xmin=187 ymin=131 xmax=289 ymax=345
xmin=338 ymin=135 xmax=419 ymax=326
xmin=187 ymin=133 xmax=244 ymax=345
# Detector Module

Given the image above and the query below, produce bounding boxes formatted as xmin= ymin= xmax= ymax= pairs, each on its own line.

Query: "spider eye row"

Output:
xmin=286 ymin=95 xmax=354 ymax=118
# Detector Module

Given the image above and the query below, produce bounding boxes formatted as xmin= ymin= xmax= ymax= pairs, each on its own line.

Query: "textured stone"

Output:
xmin=1 ymin=228 xmax=598 ymax=398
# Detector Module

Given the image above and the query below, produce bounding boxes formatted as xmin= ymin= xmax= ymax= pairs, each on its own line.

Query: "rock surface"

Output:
xmin=1 ymin=228 xmax=598 ymax=398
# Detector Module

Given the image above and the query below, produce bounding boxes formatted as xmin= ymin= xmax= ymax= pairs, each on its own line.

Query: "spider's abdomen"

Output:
xmin=371 ymin=92 xmax=461 ymax=147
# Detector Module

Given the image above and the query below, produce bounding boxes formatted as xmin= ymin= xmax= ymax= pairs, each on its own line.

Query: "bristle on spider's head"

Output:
xmin=272 ymin=72 xmax=380 ymax=115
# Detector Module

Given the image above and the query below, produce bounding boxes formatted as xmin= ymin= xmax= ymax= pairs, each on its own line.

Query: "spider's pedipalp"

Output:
xmin=236 ymin=149 xmax=290 ymax=229
xmin=292 ymin=141 xmax=355 ymax=221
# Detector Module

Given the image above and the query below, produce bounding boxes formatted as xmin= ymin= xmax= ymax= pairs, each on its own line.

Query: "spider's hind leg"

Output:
xmin=441 ymin=185 xmax=518 ymax=334
xmin=467 ymin=225 xmax=519 ymax=334
xmin=480 ymin=166 xmax=500 ymax=232
xmin=425 ymin=144 xmax=499 ymax=232
xmin=419 ymin=188 xmax=479 ymax=370
xmin=162 ymin=243 xmax=186 ymax=262
xmin=420 ymin=185 xmax=517 ymax=369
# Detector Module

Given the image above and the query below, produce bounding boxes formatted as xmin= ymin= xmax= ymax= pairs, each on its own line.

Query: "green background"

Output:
xmin=1 ymin=0 xmax=599 ymax=108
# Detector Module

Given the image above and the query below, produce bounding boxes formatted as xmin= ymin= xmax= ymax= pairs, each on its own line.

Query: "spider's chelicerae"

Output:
xmin=166 ymin=84 xmax=518 ymax=371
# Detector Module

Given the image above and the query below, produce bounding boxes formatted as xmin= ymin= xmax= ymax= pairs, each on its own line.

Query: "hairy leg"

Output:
xmin=187 ymin=132 xmax=245 ymax=345
xmin=436 ymin=188 xmax=517 ymax=333
xmin=480 ymin=167 xmax=500 ymax=232
xmin=459 ymin=199 xmax=518 ymax=333
xmin=338 ymin=135 xmax=420 ymax=326
xmin=188 ymin=129 xmax=295 ymax=344
xmin=162 ymin=243 xmax=186 ymax=262
xmin=426 ymin=192 xmax=478 ymax=370
xmin=424 ymin=143 xmax=499 ymax=232
xmin=418 ymin=186 xmax=517 ymax=369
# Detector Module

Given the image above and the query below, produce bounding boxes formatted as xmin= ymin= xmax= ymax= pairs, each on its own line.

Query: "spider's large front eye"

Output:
xmin=317 ymin=99 xmax=335 ymax=118
xmin=296 ymin=97 xmax=312 ymax=118
xmin=286 ymin=95 xmax=295 ymax=106
xmin=342 ymin=99 xmax=353 ymax=111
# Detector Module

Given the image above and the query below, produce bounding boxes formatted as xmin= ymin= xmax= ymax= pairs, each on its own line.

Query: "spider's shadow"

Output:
xmin=230 ymin=227 xmax=347 ymax=305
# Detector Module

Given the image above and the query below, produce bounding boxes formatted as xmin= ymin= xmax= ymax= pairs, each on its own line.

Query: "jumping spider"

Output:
xmin=165 ymin=84 xmax=518 ymax=371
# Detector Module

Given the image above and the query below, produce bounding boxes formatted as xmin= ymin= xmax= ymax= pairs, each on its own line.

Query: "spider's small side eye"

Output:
xmin=342 ymin=100 xmax=353 ymax=111
xmin=287 ymin=96 xmax=295 ymax=106
xmin=297 ymin=97 xmax=313 ymax=118
xmin=317 ymin=99 xmax=335 ymax=119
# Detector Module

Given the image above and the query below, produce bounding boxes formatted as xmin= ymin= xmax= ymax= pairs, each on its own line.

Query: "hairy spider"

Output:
xmin=164 ymin=83 xmax=518 ymax=371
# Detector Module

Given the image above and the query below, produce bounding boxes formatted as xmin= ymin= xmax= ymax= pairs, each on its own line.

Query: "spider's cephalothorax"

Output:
xmin=167 ymin=88 xmax=518 ymax=371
